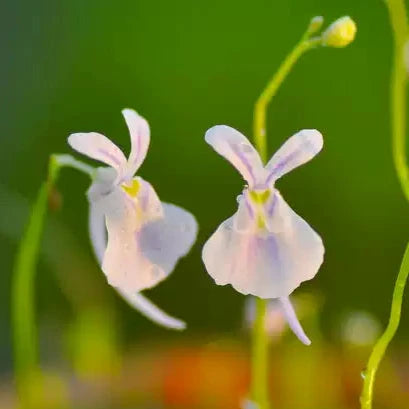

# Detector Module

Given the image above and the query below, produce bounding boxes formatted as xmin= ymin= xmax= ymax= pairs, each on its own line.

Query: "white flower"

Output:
xmin=68 ymin=109 xmax=198 ymax=329
xmin=202 ymin=125 xmax=324 ymax=300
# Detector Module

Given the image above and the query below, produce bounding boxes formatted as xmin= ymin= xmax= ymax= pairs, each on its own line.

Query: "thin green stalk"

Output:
xmin=360 ymin=243 xmax=409 ymax=409
xmin=250 ymin=23 xmax=322 ymax=409
xmin=254 ymin=36 xmax=321 ymax=161
xmin=11 ymin=154 xmax=93 ymax=408
xmin=385 ymin=0 xmax=409 ymax=202
xmin=250 ymin=298 xmax=269 ymax=408
xmin=359 ymin=1 xmax=409 ymax=408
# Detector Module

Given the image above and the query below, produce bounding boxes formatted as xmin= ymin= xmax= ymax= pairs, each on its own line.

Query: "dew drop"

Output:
xmin=240 ymin=143 xmax=253 ymax=153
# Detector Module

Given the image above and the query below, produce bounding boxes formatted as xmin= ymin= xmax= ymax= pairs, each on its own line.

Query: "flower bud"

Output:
xmin=322 ymin=16 xmax=357 ymax=48
xmin=307 ymin=16 xmax=324 ymax=36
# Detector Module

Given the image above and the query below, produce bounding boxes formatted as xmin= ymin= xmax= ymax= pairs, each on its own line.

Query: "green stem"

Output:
xmin=11 ymin=154 xmax=93 ymax=408
xmin=250 ymin=298 xmax=269 ymax=407
xmin=250 ymin=24 xmax=321 ymax=409
xmin=360 ymin=243 xmax=409 ymax=409
xmin=385 ymin=0 xmax=409 ymax=202
xmin=254 ymin=36 xmax=321 ymax=162
xmin=359 ymin=2 xmax=409 ymax=408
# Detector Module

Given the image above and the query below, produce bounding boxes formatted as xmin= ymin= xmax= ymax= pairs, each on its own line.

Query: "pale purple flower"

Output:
xmin=202 ymin=125 xmax=324 ymax=343
xmin=68 ymin=109 xmax=198 ymax=329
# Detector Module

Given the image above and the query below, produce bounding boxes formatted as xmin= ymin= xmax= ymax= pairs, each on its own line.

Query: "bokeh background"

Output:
xmin=1 ymin=0 xmax=409 ymax=408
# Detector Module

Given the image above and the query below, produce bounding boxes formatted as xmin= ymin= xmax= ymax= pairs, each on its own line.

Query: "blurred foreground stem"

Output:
xmin=11 ymin=154 xmax=93 ymax=408
xmin=360 ymin=1 xmax=409 ymax=408
xmin=250 ymin=20 xmax=321 ymax=409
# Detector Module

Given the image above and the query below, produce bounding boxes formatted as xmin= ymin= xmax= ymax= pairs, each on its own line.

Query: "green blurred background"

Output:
xmin=1 ymin=0 xmax=409 ymax=407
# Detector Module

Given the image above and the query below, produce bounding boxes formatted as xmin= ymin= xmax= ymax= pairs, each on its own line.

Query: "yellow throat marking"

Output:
xmin=121 ymin=179 xmax=141 ymax=198
xmin=249 ymin=189 xmax=270 ymax=230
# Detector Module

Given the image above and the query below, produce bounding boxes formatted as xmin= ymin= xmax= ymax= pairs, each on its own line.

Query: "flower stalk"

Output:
xmin=250 ymin=19 xmax=322 ymax=409
xmin=249 ymin=15 xmax=356 ymax=408
xmin=11 ymin=154 xmax=92 ymax=408
xmin=360 ymin=243 xmax=409 ymax=409
xmin=254 ymin=36 xmax=320 ymax=161
xmin=385 ymin=0 xmax=409 ymax=202
xmin=360 ymin=1 xmax=409 ymax=408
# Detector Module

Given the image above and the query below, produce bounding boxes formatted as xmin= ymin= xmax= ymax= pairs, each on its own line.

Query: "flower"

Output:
xmin=68 ymin=109 xmax=198 ymax=329
xmin=202 ymin=125 xmax=324 ymax=340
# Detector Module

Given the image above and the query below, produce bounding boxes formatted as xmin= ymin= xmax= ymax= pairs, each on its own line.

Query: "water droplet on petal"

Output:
xmin=240 ymin=143 xmax=253 ymax=153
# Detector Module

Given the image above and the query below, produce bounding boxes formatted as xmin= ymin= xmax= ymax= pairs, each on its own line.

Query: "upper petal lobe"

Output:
xmin=205 ymin=125 xmax=265 ymax=187
xmin=68 ymin=132 xmax=127 ymax=177
xmin=122 ymin=109 xmax=151 ymax=178
xmin=265 ymin=129 xmax=323 ymax=183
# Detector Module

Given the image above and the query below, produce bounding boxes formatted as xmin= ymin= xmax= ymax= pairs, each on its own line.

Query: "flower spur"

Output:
xmin=202 ymin=125 xmax=324 ymax=343
xmin=68 ymin=109 xmax=198 ymax=329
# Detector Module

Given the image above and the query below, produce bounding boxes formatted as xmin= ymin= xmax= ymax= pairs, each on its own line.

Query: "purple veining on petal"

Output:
xmin=279 ymin=296 xmax=311 ymax=345
xmin=265 ymin=234 xmax=287 ymax=295
xmin=266 ymin=149 xmax=301 ymax=185
xmin=243 ymin=191 xmax=255 ymax=219
xmin=265 ymin=235 xmax=279 ymax=271
xmin=229 ymin=230 xmax=254 ymax=292
xmin=130 ymin=128 xmax=142 ymax=171
xmin=136 ymin=128 xmax=142 ymax=162
xmin=253 ymin=183 xmax=268 ymax=190
xmin=140 ymin=184 xmax=149 ymax=211
xmin=267 ymin=192 xmax=278 ymax=218
xmin=228 ymin=230 xmax=238 ymax=283
xmin=123 ymin=190 xmax=138 ymax=213
xmin=98 ymin=148 xmax=123 ymax=167
xmin=231 ymin=144 xmax=255 ymax=185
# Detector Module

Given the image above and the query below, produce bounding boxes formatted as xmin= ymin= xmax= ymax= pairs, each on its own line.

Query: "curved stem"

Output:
xmin=250 ymin=27 xmax=321 ymax=409
xmin=359 ymin=2 xmax=409 ymax=408
xmin=254 ymin=37 xmax=320 ymax=162
xmin=11 ymin=154 xmax=92 ymax=408
xmin=385 ymin=0 xmax=409 ymax=201
xmin=360 ymin=243 xmax=409 ymax=409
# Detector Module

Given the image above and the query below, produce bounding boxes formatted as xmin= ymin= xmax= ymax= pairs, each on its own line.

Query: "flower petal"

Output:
xmin=122 ymin=109 xmax=150 ymax=178
xmin=137 ymin=178 xmax=163 ymax=222
xmin=139 ymin=202 xmax=198 ymax=276
xmin=101 ymin=188 xmax=167 ymax=292
xmin=68 ymin=132 xmax=127 ymax=175
xmin=205 ymin=125 xmax=264 ymax=187
xmin=117 ymin=290 xmax=186 ymax=330
xmin=88 ymin=195 xmax=186 ymax=330
xmin=233 ymin=195 xmax=255 ymax=232
xmin=278 ymin=296 xmax=311 ymax=345
xmin=96 ymin=180 xmax=197 ymax=290
xmin=265 ymin=129 xmax=323 ymax=183
xmin=88 ymin=201 xmax=106 ymax=264
xmin=202 ymin=191 xmax=324 ymax=299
